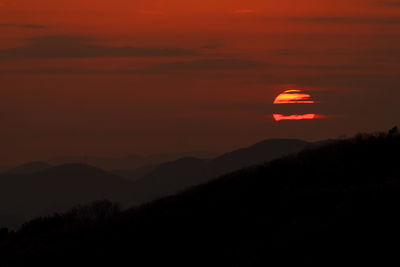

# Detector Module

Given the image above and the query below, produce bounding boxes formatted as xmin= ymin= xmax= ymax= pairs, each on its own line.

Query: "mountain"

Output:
xmin=4 ymin=161 xmax=52 ymax=175
xmin=0 ymin=164 xmax=135 ymax=228
xmin=130 ymin=139 xmax=309 ymax=203
xmin=209 ymin=138 xmax=309 ymax=175
xmin=110 ymin=165 xmax=156 ymax=181
xmin=1 ymin=128 xmax=400 ymax=266
xmin=47 ymin=151 xmax=218 ymax=170
xmin=131 ymin=157 xmax=206 ymax=201
xmin=0 ymin=138 xmax=311 ymax=228
xmin=0 ymin=164 xmax=11 ymax=173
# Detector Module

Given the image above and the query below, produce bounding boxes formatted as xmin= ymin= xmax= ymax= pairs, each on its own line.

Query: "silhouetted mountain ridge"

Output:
xmin=209 ymin=138 xmax=309 ymax=173
xmin=46 ymin=151 xmax=218 ymax=170
xmin=37 ymin=163 xmax=110 ymax=176
xmin=4 ymin=162 xmax=52 ymax=175
xmin=1 ymin=128 xmax=400 ymax=266
xmin=0 ymin=138 xmax=323 ymax=228
xmin=130 ymin=138 xmax=310 ymax=203
xmin=0 ymin=163 xmax=135 ymax=228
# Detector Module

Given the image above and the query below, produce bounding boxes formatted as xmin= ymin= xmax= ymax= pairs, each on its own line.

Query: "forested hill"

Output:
xmin=1 ymin=127 xmax=400 ymax=266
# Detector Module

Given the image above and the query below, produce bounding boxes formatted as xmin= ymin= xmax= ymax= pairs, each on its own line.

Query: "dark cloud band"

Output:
xmin=291 ymin=16 xmax=400 ymax=24
xmin=0 ymin=35 xmax=196 ymax=59
xmin=0 ymin=24 xmax=48 ymax=29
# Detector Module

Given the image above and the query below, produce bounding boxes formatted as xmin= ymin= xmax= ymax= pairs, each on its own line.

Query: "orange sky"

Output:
xmin=1 ymin=0 xmax=400 ymax=165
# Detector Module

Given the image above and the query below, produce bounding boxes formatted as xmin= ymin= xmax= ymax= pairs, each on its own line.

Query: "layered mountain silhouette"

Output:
xmin=0 ymin=164 xmax=134 ymax=228
xmin=0 ymin=138 xmax=312 ymax=228
xmin=110 ymin=165 xmax=156 ymax=181
xmin=0 ymin=164 xmax=11 ymax=173
xmin=4 ymin=162 xmax=52 ymax=175
xmin=1 ymin=128 xmax=399 ymax=266
xmin=47 ymin=151 xmax=218 ymax=170
xmin=130 ymin=139 xmax=310 ymax=203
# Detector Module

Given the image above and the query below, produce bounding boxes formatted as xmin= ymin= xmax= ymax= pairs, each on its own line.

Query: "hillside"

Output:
xmin=3 ymin=162 xmax=52 ymax=175
xmin=0 ymin=164 xmax=135 ymax=228
xmin=130 ymin=139 xmax=309 ymax=203
xmin=0 ymin=138 xmax=311 ymax=228
xmin=1 ymin=128 xmax=399 ymax=266
xmin=46 ymin=151 xmax=218 ymax=170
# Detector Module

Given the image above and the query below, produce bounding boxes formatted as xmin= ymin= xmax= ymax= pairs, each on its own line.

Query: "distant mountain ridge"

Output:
xmin=0 ymin=164 xmax=135 ymax=228
xmin=129 ymin=139 xmax=311 ymax=203
xmin=4 ymin=162 xmax=52 ymax=175
xmin=0 ymin=138 xmax=320 ymax=228
xmin=46 ymin=151 xmax=219 ymax=170
xmin=2 ymin=129 xmax=399 ymax=266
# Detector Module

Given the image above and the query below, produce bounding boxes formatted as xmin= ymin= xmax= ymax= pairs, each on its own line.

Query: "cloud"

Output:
xmin=0 ymin=35 xmax=196 ymax=59
xmin=141 ymin=60 xmax=379 ymax=74
xmin=0 ymin=58 xmax=269 ymax=75
xmin=292 ymin=16 xmax=400 ymax=24
xmin=135 ymin=58 xmax=269 ymax=74
xmin=200 ymin=44 xmax=224 ymax=49
xmin=0 ymin=24 xmax=48 ymax=29
xmin=233 ymin=9 xmax=257 ymax=14
xmin=2 ymin=57 xmax=395 ymax=76
xmin=271 ymin=48 xmax=400 ymax=57
xmin=138 ymin=10 xmax=166 ymax=15
xmin=0 ymin=68 xmax=102 ymax=75
xmin=373 ymin=0 xmax=400 ymax=7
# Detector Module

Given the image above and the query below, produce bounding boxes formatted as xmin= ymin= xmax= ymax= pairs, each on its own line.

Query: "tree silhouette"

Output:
xmin=0 ymin=228 xmax=8 ymax=241
xmin=389 ymin=126 xmax=399 ymax=136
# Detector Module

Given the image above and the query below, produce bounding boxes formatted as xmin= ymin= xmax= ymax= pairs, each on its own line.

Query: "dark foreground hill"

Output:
xmin=1 ymin=128 xmax=400 ymax=266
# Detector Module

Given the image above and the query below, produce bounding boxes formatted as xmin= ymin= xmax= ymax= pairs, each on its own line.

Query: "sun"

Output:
xmin=272 ymin=89 xmax=318 ymax=121
xmin=274 ymin=90 xmax=315 ymax=104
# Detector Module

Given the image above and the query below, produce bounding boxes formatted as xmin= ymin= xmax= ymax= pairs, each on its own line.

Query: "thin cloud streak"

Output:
xmin=135 ymin=59 xmax=269 ymax=73
xmin=233 ymin=9 xmax=257 ymax=14
xmin=0 ymin=35 xmax=196 ymax=59
xmin=373 ymin=0 xmax=400 ymax=7
xmin=0 ymin=24 xmax=48 ymax=29
xmin=1 ymin=61 xmax=395 ymax=75
xmin=291 ymin=16 xmax=400 ymax=24
xmin=0 ymin=59 xmax=269 ymax=75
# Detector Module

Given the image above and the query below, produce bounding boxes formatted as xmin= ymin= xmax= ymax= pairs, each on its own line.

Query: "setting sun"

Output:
xmin=273 ymin=90 xmax=315 ymax=104
xmin=273 ymin=113 xmax=317 ymax=121
xmin=273 ymin=89 xmax=318 ymax=121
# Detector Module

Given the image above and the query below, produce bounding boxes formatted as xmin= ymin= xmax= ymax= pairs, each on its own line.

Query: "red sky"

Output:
xmin=1 ymin=0 xmax=400 ymax=165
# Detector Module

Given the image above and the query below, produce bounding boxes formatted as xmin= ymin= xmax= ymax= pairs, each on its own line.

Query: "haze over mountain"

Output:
xmin=1 ymin=128 xmax=399 ymax=266
xmin=0 ymin=164 xmax=134 ymax=228
xmin=0 ymin=165 xmax=11 ymax=173
xmin=4 ymin=162 xmax=53 ymax=176
xmin=0 ymin=138 xmax=312 ymax=228
xmin=46 ymin=151 xmax=218 ymax=171
xmin=130 ymin=139 xmax=310 ymax=203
